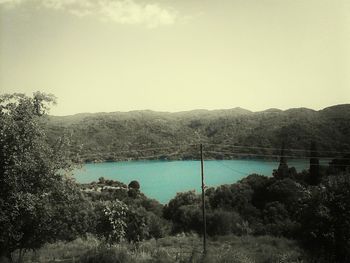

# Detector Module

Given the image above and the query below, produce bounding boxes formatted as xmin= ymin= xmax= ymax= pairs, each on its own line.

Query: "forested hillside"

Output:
xmin=44 ymin=104 xmax=350 ymax=162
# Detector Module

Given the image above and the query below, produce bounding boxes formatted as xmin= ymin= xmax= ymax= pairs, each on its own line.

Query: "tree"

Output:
xmin=206 ymin=210 xmax=245 ymax=236
xmin=274 ymin=143 xmax=289 ymax=179
xmin=266 ymin=178 xmax=308 ymax=211
xmin=128 ymin=180 xmax=140 ymax=190
xmin=308 ymin=141 xmax=320 ymax=185
xmin=0 ymin=93 xmax=88 ymax=262
xmin=128 ymin=180 xmax=140 ymax=198
xmin=262 ymin=201 xmax=297 ymax=237
xmin=95 ymin=200 xmax=128 ymax=243
xmin=299 ymin=175 xmax=350 ymax=262
xmin=163 ymin=191 xmax=201 ymax=233
xmin=209 ymin=183 xmax=253 ymax=214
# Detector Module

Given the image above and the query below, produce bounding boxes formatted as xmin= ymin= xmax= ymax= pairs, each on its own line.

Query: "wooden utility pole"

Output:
xmin=200 ymin=143 xmax=207 ymax=254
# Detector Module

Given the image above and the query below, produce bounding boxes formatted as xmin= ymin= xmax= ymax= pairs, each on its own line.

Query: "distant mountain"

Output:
xmin=44 ymin=104 xmax=350 ymax=162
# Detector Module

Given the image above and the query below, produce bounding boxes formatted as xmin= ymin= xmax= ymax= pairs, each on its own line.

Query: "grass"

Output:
xmin=21 ymin=234 xmax=308 ymax=263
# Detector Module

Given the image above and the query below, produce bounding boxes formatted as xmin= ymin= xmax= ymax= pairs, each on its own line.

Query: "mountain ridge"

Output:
xmin=49 ymin=104 xmax=350 ymax=118
xmin=44 ymin=104 xmax=350 ymax=162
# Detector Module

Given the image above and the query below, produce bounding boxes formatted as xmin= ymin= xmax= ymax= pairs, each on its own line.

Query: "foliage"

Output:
xmin=261 ymin=201 xmax=298 ymax=237
xmin=79 ymin=246 xmax=132 ymax=263
xmin=266 ymin=178 xmax=308 ymax=210
xmin=209 ymin=183 xmax=254 ymax=214
xmin=126 ymin=206 xmax=169 ymax=241
xmin=0 ymin=93 xmax=89 ymax=260
xmin=206 ymin=210 xmax=246 ymax=236
xmin=163 ymin=191 xmax=201 ymax=233
xmin=125 ymin=206 xmax=150 ymax=242
xmin=308 ymin=141 xmax=320 ymax=185
xmin=299 ymin=175 xmax=350 ymax=262
xmin=239 ymin=174 xmax=271 ymax=209
xmin=128 ymin=180 xmax=140 ymax=190
xmin=22 ymin=234 xmax=309 ymax=263
xmin=95 ymin=201 xmax=128 ymax=243
xmin=2 ymin=92 xmax=350 ymax=262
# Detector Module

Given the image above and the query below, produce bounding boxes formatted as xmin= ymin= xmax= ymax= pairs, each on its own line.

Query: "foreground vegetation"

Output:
xmin=20 ymin=234 xmax=307 ymax=263
xmin=1 ymin=93 xmax=349 ymax=262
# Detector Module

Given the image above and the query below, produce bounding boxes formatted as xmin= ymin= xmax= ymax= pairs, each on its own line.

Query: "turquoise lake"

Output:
xmin=74 ymin=159 xmax=312 ymax=204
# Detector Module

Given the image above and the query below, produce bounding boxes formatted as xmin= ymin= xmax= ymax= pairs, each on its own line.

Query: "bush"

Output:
xmin=150 ymin=249 xmax=175 ymax=263
xmin=128 ymin=181 xmax=140 ymax=190
xmin=206 ymin=210 xmax=245 ymax=236
xmin=126 ymin=207 xmax=150 ymax=242
xmin=95 ymin=201 xmax=128 ymax=243
xmin=148 ymin=213 xmax=169 ymax=239
xmin=79 ymin=246 xmax=133 ymax=263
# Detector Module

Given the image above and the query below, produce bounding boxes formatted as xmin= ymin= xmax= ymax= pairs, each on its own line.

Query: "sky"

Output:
xmin=0 ymin=0 xmax=349 ymax=116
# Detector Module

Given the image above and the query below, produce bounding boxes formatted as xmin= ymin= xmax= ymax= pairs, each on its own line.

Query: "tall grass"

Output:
xmin=22 ymin=234 xmax=309 ymax=263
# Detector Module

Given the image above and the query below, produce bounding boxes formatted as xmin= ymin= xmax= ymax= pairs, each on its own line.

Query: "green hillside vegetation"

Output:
xmin=44 ymin=105 xmax=350 ymax=162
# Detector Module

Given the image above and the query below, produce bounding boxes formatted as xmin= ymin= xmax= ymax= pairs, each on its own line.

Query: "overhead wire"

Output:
xmin=103 ymin=142 xmax=350 ymax=158
xmin=212 ymin=160 xmax=251 ymax=177
xmin=80 ymin=142 xmax=350 ymax=163
xmin=205 ymin=142 xmax=350 ymax=155
xmin=205 ymin=150 xmax=350 ymax=161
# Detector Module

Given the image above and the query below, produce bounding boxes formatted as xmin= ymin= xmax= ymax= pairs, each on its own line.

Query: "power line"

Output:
xmin=205 ymin=150 xmax=350 ymax=160
xmin=80 ymin=142 xmax=350 ymax=157
xmin=111 ymin=144 xmax=196 ymax=153
xmin=112 ymin=150 xmax=183 ymax=161
xmin=211 ymin=157 xmax=350 ymax=168
xmin=78 ymin=143 xmax=350 ymax=162
xmin=214 ymin=161 xmax=250 ymax=177
xmin=205 ymin=142 xmax=350 ymax=155
xmin=80 ymin=144 xmax=196 ymax=157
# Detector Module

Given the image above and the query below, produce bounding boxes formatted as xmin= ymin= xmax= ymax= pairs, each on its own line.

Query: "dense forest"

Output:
xmin=1 ymin=93 xmax=350 ymax=263
xmin=44 ymin=105 xmax=350 ymax=162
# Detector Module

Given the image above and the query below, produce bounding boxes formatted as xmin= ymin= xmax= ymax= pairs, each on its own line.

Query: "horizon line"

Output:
xmin=48 ymin=103 xmax=350 ymax=117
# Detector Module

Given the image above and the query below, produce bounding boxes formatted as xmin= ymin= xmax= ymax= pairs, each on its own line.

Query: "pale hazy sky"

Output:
xmin=1 ymin=0 xmax=349 ymax=115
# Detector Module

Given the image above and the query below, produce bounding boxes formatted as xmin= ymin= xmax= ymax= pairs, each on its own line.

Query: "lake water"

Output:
xmin=74 ymin=159 xmax=312 ymax=204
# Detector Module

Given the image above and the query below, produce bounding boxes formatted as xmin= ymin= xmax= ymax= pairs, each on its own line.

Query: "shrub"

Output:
xmin=150 ymin=249 xmax=175 ymax=263
xmin=79 ymin=246 xmax=133 ymax=263
xmin=128 ymin=181 xmax=140 ymax=190
xmin=95 ymin=201 xmax=128 ymax=243
xmin=206 ymin=210 xmax=245 ymax=236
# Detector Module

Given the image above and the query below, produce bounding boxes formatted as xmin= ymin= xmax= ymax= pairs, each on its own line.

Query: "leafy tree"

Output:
xmin=96 ymin=200 xmax=128 ymax=243
xmin=147 ymin=212 xmax=169 ymax=239
xmin=98 ymin=177 xmax=106 ymax=184
xmin=125 ymin=206 xmax=150 ymax=242
xmin=163 ymin=191 xmax=200 ymax=220
xmin=209 ymin=183 xmax=253 ymax=214
xmin=206 ymin=210 xmax=245 ymax=236
xmin=128 ymin=180 xmax=140 ymax=198
xmin=300 ymin=175 xmax=350 ymax=262
xmin=328 ymin=154 xmax=350 ymax=174
xmin=266 ymin=178 xmax=308 ymax=212
xmin=273 ymin=143 xmax=289 ymax=179
xmin=239 ymin=174 xmax=271 ymax=209
xmin=262 ymin=201 xmax=297 ymax=237
xmin=128 ymin=180 xmax=140 ymax=190
xmin=163 ymin=191 xmax=201 ymax=233
xmin=0 ymin=93 xmax=88 ymax=261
